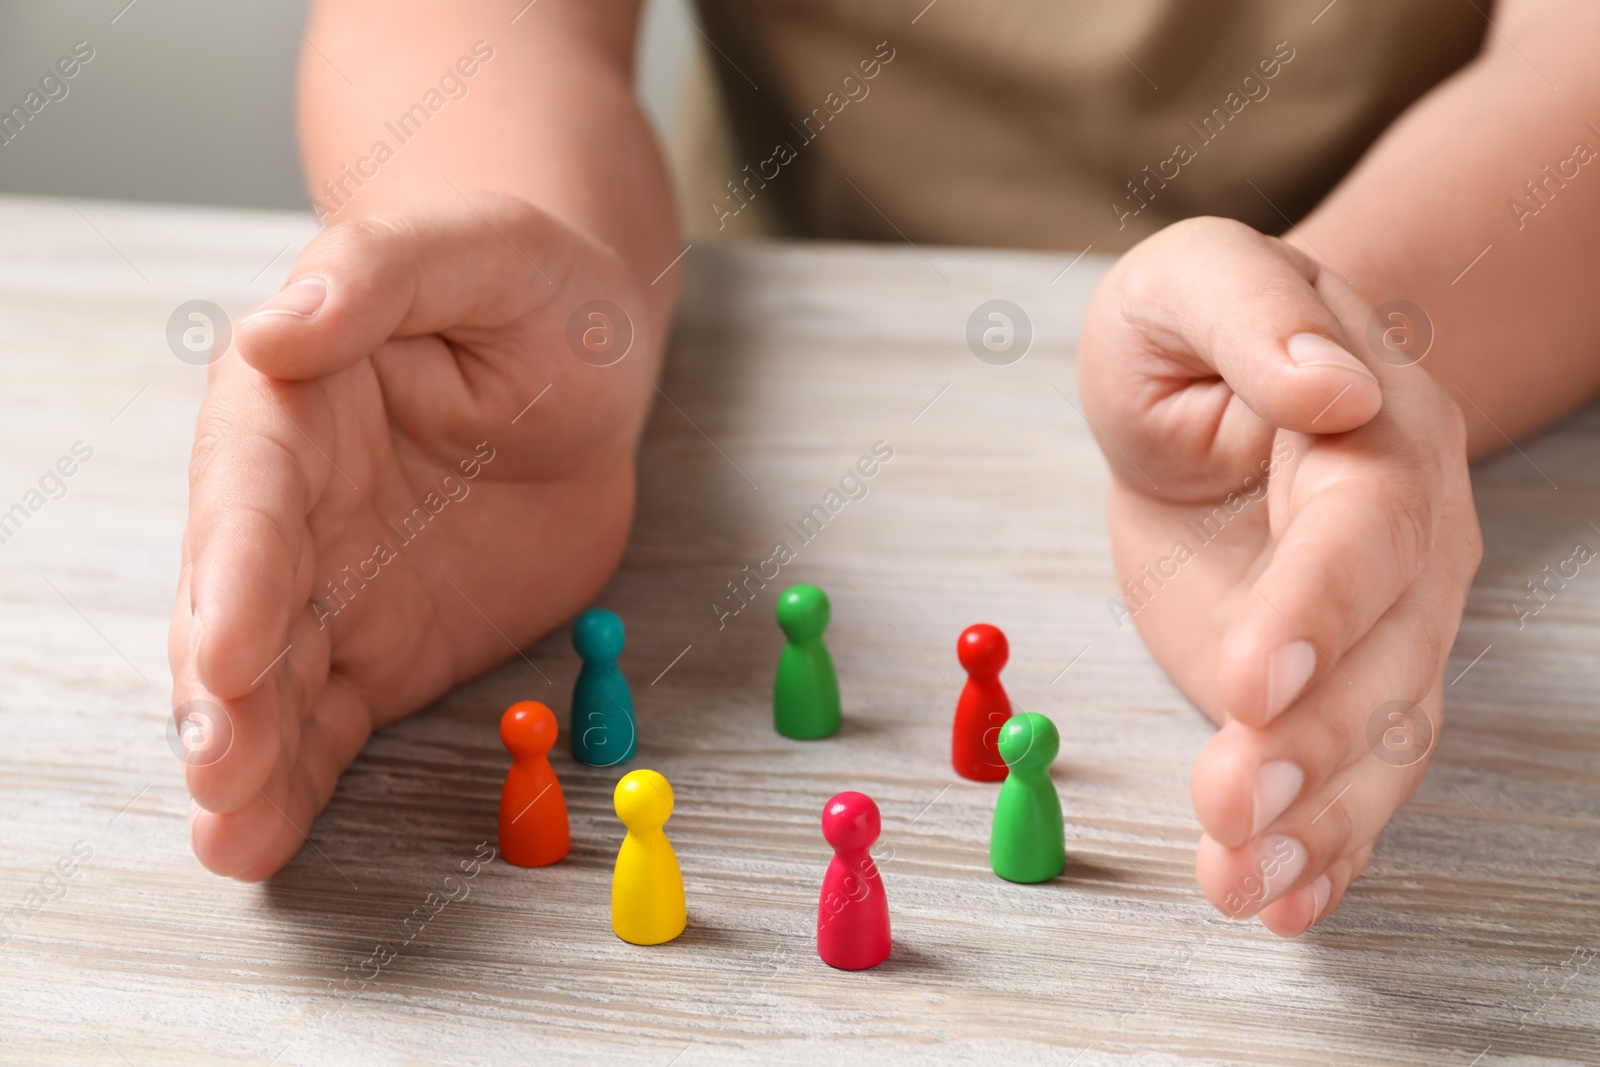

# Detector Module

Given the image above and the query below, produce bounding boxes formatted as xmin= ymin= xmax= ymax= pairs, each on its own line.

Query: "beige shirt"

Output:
xmin=680 ymin=1 xmax=1486 ymax=251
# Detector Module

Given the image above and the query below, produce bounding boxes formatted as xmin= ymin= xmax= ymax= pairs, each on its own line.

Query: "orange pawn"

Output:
xmin=498 ymin=701 xmax=571 ymax=867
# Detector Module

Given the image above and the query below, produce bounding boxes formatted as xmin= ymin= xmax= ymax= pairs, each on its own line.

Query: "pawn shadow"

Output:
xmin=872 ymin=939 xmax=945 ymax=978
xmin=670 ymin=917 xmax=747 ymax=954
xmin=835 ymin=714 xmax=894 ymax=741
xmin=1060 ymin=855 xmax=1132 ymax=886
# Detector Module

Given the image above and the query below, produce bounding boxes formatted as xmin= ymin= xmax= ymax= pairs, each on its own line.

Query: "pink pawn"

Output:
xmin=817 ymin=791 xmax=891 ymax=970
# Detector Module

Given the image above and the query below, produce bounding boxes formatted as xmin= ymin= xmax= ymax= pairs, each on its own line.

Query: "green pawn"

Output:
xmin=989 ymin=712 xmax=1065 ymax=883
xmin=773 ymin=584 xmax=842 ymax=739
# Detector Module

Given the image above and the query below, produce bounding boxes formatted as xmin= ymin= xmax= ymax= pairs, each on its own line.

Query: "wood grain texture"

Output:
xmin=1 ymin=194 xmax=1598 ymax=1066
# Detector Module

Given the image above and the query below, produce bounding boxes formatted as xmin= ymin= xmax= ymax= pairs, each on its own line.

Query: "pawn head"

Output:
xmin=957 ymin=623 xmax=1008 ymax=675
xmin=614 ymin=769 xmax=674 ymax=830
xmin=500 ymin=700 xmax=557 ymax=758
xmin=573 ymin=607 xmax=625 ymax=661
xmin=997 ymin=711 xmax=1059 ymax=772
xmin=776 ymin=584 xmax=830 ymax=641
xmin=820 ymin=791 xmax=880 ymax=853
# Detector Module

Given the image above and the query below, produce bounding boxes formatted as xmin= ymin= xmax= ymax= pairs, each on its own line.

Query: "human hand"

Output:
xmin=1077 ymin=217 xmax=1482 ymax=935
xmin=169 ymin=192 xmax=659 ymax=879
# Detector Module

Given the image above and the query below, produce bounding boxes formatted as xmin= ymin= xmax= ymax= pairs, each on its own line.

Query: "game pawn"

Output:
xmin=952 ymin=623 xmax=1013 ymax=781
xmin=611 ymin=769 xmax=687 ymax=945
xmin=817 ymin=791 xmax=891 ymax=971
xmin=498 ymin=701 xmax=571 ymax=868
xmin=571 ymin=607 xmax=637 ymax=767
xmin=774 ymin=584 xmax=841 ymax=739
xmin=990 ymin=711 xmax=1066 ymax=883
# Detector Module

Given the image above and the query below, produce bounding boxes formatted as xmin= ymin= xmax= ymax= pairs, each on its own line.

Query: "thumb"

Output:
xmin=1090 ymin=216 xmax=1383 ymax=438
xmin=233 ymin=192 xmax=569 ymax=380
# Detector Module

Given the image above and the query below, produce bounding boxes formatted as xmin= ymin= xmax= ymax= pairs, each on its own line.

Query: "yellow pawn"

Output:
xmin=611 ymin=769 xmax=687 ymax=945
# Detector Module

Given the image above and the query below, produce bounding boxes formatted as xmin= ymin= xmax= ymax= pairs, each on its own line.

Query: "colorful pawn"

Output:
xmin=989 ymin=712 xmax=1066 ymax=883
xmin=952 ymin=623 xmax=1012 ymax=781
xmin=571 ymin=608 xmax=637 ymax=767
xmin=817 ymin=791 xmax=891 ymax=970
xmin=774 ymin=584 xmax=841 ymax=740
xmin=498 ymin=701 xmax=571 ymax=867
xmin=611 ymin=769 xmax=687 ymax=945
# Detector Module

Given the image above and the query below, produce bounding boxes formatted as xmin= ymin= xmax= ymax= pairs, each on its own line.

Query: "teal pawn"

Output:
xmin=989 ymin=712 xmax=1065 ymax=883
xmin=774 ymin=584 xmax=841 ymax=740
xmin=571 ymin=608 xmax=637 ymax=767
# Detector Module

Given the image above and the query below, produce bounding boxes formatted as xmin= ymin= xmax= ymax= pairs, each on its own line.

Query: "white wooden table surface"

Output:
xmin=1 ymin=194 xmax=1597 ymax=1066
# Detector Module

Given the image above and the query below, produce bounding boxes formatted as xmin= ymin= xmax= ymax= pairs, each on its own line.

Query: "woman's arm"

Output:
xmin=1289 ymin=0 xmax=1600 ymax=455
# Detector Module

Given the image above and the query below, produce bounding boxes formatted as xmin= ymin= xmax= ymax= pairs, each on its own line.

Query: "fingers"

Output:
xmin=1188 ymin=459 xmax=1477 ymax=928
xmin=234 ymin=192 xmax=575 ymax=381
xmin=1194 ymin=674 xmax=1438 ymax=925
xmin=1227 ymin=401 xmax=1474 ymax=727
xmin=1220 ymin=475 xmax=1439 ymax=726
xmin=189 ymin=672 xmax=371 ymax=880
xmin=1257 ymin=843 xmax=1373 ymax=937
xmin=172 ymin=579 xmax=332 ymax=814
xmin=184 ymin=397 xmax=318 ymax=700
xmin=172 ymin=355 xmax=342 ymax=820
xmin=1189 ymin=485 xmax=1476 ymax=923
xmin=1195 ymin=518 xmax=1470 ymax=851
xmin=1195 ymin=705 xmax=1427 ymax=923
xmin=1193 ymin=593 xmax=1453 ymax=925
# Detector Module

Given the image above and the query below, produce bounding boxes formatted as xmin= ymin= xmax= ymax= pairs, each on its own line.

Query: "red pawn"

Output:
xmin=817 ymin=791 xmax=891 ymax=971
xmin=498 ymin=701 xmax=571 ymax=867
xmin=952 ymin=624 xmax=1012 ymax=781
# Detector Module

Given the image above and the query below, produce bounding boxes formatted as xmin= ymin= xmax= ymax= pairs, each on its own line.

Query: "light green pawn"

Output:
xmin=773 ymin=584 xmax=842 ymax=740
xmin=989 ymin=711 xmax=1065 ymax=883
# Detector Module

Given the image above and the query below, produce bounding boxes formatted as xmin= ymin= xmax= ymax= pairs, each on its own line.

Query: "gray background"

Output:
xmin=0 ymin=0 xmax=695 ymax=209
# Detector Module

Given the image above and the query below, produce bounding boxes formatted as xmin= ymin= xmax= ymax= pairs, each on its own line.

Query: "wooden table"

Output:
xmin=2 ymin=194 xmax=1597 ymax=1066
